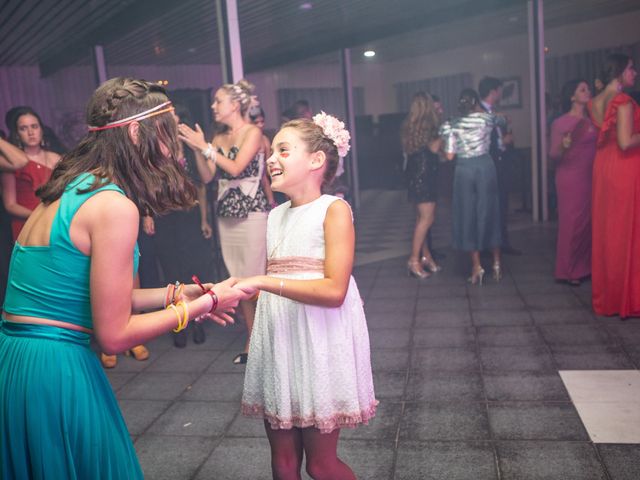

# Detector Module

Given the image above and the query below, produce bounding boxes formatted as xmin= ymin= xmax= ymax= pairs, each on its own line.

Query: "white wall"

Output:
xmin=1 ymin=9 xmax=638 ymax=147
xmin=251 ymin=9 xmax=640 ymax=146
xmin=545 ymin=10 xmax=640 ymax=57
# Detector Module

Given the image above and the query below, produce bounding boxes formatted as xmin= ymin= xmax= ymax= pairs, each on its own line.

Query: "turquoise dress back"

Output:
xmin=0 ymin=173 xmax=143 ymax=479
xmin=3 ymin=173 xmax=139 ymax=327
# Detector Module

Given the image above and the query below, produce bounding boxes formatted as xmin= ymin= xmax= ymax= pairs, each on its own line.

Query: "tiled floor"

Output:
xmin=560 ymin=370 xmax=640 ymax=444
xmin=104 ymin=190 xmax=640 ymax=479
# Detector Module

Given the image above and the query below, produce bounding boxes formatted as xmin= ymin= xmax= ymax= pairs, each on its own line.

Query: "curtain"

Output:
xmin=276 ymin=87 xmax=365 ymax=123
xmin=545 ymin=42 xmax=640 ymax=97
xmin=394 ymin=72 xmax=473 ymax=119
xmin=0 ymin=66 xmax=55 ymax=133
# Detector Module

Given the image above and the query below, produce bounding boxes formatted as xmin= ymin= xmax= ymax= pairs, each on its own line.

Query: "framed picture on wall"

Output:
xmin=500 ymin=77 xmax=522 ymax=109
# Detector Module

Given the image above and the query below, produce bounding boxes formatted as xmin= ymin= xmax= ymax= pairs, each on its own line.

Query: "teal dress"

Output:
xmin=0 ymin=174 xmax=143 ymax=479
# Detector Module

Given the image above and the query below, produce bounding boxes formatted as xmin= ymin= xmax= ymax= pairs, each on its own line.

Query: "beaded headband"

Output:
xmin=87 ymin=101 xmax=174 ymax=132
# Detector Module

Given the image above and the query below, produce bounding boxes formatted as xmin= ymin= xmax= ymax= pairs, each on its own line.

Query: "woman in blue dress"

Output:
xmin=0 ymin=77 xmax=249 ymax=479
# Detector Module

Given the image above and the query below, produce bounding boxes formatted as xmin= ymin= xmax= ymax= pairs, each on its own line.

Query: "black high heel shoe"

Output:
xmin=173 ymin=330 xmax=187 ymax=348
xmin=233 ymin=353 xmax=248 ymax=364
xmin=193 ymin=322 xmax=206 ymax=344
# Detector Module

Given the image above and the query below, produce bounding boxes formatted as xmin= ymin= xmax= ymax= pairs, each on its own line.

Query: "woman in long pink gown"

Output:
xmin=549 ymin=79 xmax=597 ymax=285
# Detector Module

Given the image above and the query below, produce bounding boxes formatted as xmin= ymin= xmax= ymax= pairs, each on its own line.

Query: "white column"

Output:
xmin=527 ymin=0 xmax=547 ymax=222
xmin=92 ymin=45 xmax=108 ymax=86
xmin=340 ymin=48 xmax=360 ymax=211
xmin=216 ymin=0 xmax=244 ymax=83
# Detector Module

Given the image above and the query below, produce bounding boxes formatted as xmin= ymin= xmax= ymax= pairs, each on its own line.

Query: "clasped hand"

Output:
xmin=181 ymin=278 xmax=256 ymax=326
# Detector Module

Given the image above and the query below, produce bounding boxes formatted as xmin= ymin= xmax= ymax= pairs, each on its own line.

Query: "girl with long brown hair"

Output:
xmin=0 ymin=77 xmax=248 ymax=478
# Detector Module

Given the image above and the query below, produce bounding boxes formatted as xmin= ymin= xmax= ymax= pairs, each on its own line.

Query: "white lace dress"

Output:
xmin=242 ymin=195 xmax=377 ymax=433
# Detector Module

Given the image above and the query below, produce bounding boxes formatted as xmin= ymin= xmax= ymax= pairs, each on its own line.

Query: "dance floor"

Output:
xmin=103 ymin=189 xmax=640 ymax=479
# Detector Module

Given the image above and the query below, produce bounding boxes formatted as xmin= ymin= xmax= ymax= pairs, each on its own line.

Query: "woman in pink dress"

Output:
xmin=549 ymin=80 xmax=597 ymax=285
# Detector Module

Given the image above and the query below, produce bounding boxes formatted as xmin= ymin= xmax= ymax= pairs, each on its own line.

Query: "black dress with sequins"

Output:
xmin=406 ymin=148 xmax=440 ymax=203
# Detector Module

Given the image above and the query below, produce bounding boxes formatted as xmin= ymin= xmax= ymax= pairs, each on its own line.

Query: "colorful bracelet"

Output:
xmin=174 ymin=283 xmax=184 ymax=304
xmin=172 ymin=300 xmax=189 ymax=332
xmin=171 ymin=281 xmax=181 ymax=304
xmin=192 ymin=274 xmax=217 ymax=314
xmin=205 ymin=290 xmax=218 ymax=313
xmin=163 ymin=283 xmax=174 ymax=309
xmin=167 ymin=304 xmax=181 ymax=331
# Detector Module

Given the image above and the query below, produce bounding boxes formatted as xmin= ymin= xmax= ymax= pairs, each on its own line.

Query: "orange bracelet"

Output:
xmin=163 ymin=283 xmax=174 ymax=308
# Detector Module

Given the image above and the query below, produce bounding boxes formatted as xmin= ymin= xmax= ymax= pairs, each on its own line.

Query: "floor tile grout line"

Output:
xmin=189 ymin=408 xmax=245 ymax=480
xmin=467 ymin=283 xmax=503 ymax=480
xmin=510 ymin=260 xmax=619 ymax=480
xmin=591 ymin=443 xmax=615 ymax=480
xmin=389 ymin=275 xmax=420 ymax=480
xmin=131 ymin=346 xmax=234 ymax=448
xmin=181 ymin=335 xmax=259 ymax=479
xmin=511 ymin=269 xmax=566 ymax=376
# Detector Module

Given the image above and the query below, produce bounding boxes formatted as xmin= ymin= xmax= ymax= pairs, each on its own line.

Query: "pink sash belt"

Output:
xmin=267 ymin=256 xmax=324 ymax=275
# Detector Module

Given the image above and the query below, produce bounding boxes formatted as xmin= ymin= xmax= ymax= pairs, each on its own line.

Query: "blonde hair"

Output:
xmin=220 ymin=79 xmax=255 ymax=116
xmin=282 ymin=118 xmax=339 ymax=187
xmin=401 ymin=92 xmax=441 ymax=155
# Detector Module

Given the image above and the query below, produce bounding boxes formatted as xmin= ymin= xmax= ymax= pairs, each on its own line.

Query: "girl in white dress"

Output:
xmin=237 ymin=113 xmax=377 ymax=480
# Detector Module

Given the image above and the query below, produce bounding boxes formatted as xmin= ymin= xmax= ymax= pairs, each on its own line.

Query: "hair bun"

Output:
xmin=236 ymin=79 xmax=255 ymax=95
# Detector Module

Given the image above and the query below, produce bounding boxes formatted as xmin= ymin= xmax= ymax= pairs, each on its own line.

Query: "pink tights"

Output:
xmin=264 ymin=421 xmax=356 ymax=480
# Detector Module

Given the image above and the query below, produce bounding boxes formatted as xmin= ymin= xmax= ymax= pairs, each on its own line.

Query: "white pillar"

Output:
xmin=527 ymin=0 xmax=547 ymax=222
xmin=92 ymin=45 xmax=108 ymax=86
xmin=216 ymin=0 xmax=244 ymax=83
xmin=340 ymin=48 xmax=360 ymax=211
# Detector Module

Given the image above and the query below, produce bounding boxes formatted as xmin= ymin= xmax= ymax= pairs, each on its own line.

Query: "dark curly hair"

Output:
xmin=601 ymin=53 xmax=631 ymax=85
xmin=458 ymin=88 xmax=482 ymax=116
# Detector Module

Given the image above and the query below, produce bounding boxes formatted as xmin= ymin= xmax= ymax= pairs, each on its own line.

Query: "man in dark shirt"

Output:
xmin=479 ymin=77 xmax=521 ymax=255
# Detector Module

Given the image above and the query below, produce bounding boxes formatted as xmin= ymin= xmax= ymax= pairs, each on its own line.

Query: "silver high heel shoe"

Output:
xmin=467 ymin=266 xmax=485 ymax=286
xmin=492 ymin=262 xmax=503 ymax=282
xmin=421 ymin=256 xmax=442 ymax=273
xmin=408 ymin=260 xmax=430 ymax=279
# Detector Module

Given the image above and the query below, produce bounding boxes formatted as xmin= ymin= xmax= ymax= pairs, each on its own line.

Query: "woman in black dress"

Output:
xmin=141 ymin=104 xmax=216 ymax=347
xmin=401 ymin=92 xmax=442 ymax=279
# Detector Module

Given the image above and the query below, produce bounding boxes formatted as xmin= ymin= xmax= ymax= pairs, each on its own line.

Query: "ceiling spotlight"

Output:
xmin=187 ymin=47 xmax=197 ymax=54
xmin=299 ymin=2 xmax=313 ymax=10
xmin=364 ymin=50 xmax=376 ymax=58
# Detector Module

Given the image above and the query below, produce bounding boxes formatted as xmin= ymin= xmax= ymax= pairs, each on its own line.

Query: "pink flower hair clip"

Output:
xmin=312 ymin=111 xmax=351 ymax=158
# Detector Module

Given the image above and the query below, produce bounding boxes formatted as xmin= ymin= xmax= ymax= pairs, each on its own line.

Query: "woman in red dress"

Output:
xmin=589 ymin=54 xmax=640 ymax=317
xmin=1 ymin=107 xmax=61 ymax=240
